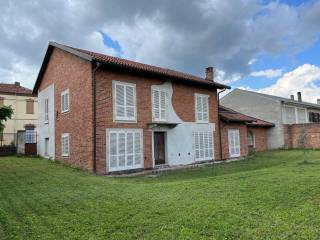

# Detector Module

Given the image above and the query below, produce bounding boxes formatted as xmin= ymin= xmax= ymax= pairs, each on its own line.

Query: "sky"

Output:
xmin=0 ymin=0 xmax=320 ymax=103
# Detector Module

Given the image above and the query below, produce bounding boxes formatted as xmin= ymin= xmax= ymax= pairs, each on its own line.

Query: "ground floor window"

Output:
xmin=25 ymin=129 xmax=36 ymax=143
xmin=228 ymin=129 xmax=240 ymax=158
xmin=45 ymin=138 xmax=49 ymax=156
xmin=247 ymin=131 xmax=255 ymax=148
xmin=61 ymin=133 xmax=70 ymax=157
xmin=108 ymin=129 xmax=143 ymax=172
xmin=193 ymin=131 xmax=214 ymax=161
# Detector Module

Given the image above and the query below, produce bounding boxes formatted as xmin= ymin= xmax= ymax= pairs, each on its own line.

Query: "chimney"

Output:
xmin=205 ymin=67 xmax=214 ymax=81
xmin=317 ymin=99 xmax=320 ymax=105
xmin=14 ymin=81 xmax=20 ymax=87
xmin=290 ymin=95 xmax=294 ymax=100
xmin=297 ymin=92 xmax=302 ymax=102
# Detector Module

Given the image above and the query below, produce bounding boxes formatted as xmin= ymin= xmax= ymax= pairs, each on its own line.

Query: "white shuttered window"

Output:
xmin=193 ymin=131 xmax=214 ymax=161
xmin=44 ymin=98 xmax=49 ymax=123
xmin=113 ymin=81 xmax=136 ymax=121
xmin=195 ymin=94 xmax=209 ymax=122
xmin=108 ymin=129 xmax=143 ymax=172
xmin=228 ymin=129 xmax=240 ymax=158
xmin=61 ymin=133 xmax=70 ymax=157
xmin=61 ymin=89 xmax=70 ymax=113
xmin=152 ymin=89 xmax=168 ymax=121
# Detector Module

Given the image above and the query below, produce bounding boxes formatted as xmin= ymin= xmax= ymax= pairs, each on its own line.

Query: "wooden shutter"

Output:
xmin=125 ymin=85 xmax=135 ymax=119
xmin=202 ymin=97 xmax=208 ymax=121
xmin=114 ymin=82 xmax=136 ymax=121
xmin=194 ymin=131 xmax=214 ymax=161
xmin=26 ymin=99 xmax=34 ymax=114
xmin=153 ymin=89 xmax=167 ymax=121
xmin=153 ymin=89 xmax=160 ymax=120
xmin=196 ymin=95 xmax=203 ymax=121
xmin=134 ymin=132 xmax=142 ymax=165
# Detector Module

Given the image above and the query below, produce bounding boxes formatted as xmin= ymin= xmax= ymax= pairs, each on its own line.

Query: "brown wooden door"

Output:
xmin=154 ymin=132 xmax=165 ymax=165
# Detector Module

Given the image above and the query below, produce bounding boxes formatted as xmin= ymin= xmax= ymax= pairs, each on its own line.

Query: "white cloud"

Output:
xmin=258 ymin=64 xmax=320 ymax=103
xmin=251 ymin=69 xmax=283 ymax=78
xmin=248 ymin=58 xmax=257 ymax=65
xmin=215 ymin=69 xmax=242 ymax=84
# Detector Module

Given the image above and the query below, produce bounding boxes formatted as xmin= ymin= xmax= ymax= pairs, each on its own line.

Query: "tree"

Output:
xmin=297 ymin=124 xmax=309 ymax=163
xmin=0 ymin=105 xmax=14 ymax=133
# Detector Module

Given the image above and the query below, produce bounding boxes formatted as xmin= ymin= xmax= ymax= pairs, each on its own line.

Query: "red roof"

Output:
xmin=219 ymin=106 xmax=274 ymax=127
xmin=0 ymin=83 xmax=34 ymax=96
xmin=33 ymin=42 xmax=230 ymax=93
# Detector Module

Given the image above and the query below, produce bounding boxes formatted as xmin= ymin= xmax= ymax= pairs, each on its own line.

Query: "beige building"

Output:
xmin=0 ymin=82 xmax=38 ymax=145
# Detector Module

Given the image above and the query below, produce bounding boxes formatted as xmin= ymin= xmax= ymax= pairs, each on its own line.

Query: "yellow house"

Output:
xmin=0 ymin=82 xmax=38 ymax=145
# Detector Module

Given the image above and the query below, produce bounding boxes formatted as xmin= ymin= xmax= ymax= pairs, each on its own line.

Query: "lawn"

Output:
xmin=1 ymin=150 xmax=320 ymax=239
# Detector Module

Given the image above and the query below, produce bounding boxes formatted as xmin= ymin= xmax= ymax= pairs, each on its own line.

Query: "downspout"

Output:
xmin=92 ymin=61 xmax=101 ymax=174
xmin=217 ymin=88 xmax=227 ymax=160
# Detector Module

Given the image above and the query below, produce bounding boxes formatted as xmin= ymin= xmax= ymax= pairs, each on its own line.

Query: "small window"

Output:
xmin=152 ymin=89 xmax=168 ymax=121
xmin=247 ymin=131 xmax=255 ymax=148
xmin=193 ymin=131 xmax=214 ymax=161
xmin=61 ymin=89 xmax=70 ymax=113
xmin=61 ymin=133 xmax=70 ymax=157
xmin=44 ymin=98 xmax=49 ymax=123
xmin=113 ymin=81 xmax=136 ymax=121
xmin=195 ymin=94 xmax=209 ymax=122
xmin=26 ymin=99 xmax=34 ymax=114
xmin=45 ymin=138 xmax=49 ymax=156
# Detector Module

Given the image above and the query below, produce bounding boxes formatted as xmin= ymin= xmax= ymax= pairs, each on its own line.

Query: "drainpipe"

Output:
xmin=92 ymin=61 xmax=101 ymax=174
xmin=217 ymin=88 xmax=227 ymax=161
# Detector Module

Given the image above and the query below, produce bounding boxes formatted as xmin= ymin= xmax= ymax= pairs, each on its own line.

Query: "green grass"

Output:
xmin=1 ymin=150 xmax=320 ymax=239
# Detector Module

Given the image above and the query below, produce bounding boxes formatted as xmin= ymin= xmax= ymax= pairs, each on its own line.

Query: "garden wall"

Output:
xmin=283 ymin=123 xmax=320 ymax=149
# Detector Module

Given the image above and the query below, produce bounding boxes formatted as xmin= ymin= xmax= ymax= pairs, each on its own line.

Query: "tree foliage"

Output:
xmin=0 ymin=105 xmax=14 ymax=132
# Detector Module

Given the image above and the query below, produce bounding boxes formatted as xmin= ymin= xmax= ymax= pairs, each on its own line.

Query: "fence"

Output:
xmin=0 ymin=131 xmax=37 ymax=156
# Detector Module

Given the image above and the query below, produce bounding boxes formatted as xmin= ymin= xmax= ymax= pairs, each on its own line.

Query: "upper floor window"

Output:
xmin=44 ymin=98 xmax=49 ymax=123
xmin=26 ymin=99 xmax=34 ymax=114
xmin=283 ymin=105 xmax=307 ymax=124
xmin=61 ymin=133 xmax=70 ymax=157
xmin=309 ymin=112 xmax=320 ymax=123
xmin=195 ymin=94 xmax=209 ymax=123
xmin=113 ymin=81 xmax=136 ymax=122
xmin=152 ymin=89 xmax=168 ymax=121
xmin=61 ymin=89 xmax=70 ymax=113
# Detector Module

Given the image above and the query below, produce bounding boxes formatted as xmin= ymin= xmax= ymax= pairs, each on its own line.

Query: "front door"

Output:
xmin=154 ymin=132 xmax=166 ymax=165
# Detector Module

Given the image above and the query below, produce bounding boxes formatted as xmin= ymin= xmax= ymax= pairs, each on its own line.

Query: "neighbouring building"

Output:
xmin=219 ymin=106 xmax=274 ymax=159
xmin=0 ymin=82 xmax=38 ymax=146
xmin=221 ymin=88 xmax=320 ymax=149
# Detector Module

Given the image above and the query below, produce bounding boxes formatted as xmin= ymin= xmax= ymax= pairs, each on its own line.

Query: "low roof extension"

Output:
xmin=33 ymin=42 xmax=230 ymax=94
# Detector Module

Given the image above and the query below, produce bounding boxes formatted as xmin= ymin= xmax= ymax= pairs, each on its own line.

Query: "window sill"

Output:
xmin=196 ymin=121 xmax=209 ymax=124
xmin=44 ymin=121 xmax=49 ymax=125
xmin=114 ymin=118 xmax=137 ymax=123
xmin=61 ymin=110 xmax=70 ymax=115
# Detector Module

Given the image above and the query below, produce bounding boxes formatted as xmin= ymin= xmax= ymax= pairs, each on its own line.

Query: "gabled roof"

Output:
xmin=229 ymin=88 xmax=320 ymax=110
xmin=0 ymin=83 xmax=34 ymax=96
xmin=33 ymin=42 xmax=230 ymax=93
xmin=219 ymin=105 xmax=274 ymax=127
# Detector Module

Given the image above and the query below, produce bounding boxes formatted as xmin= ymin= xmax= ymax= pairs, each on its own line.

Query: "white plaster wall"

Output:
xmin=151 ymin=81 xmax=215 ymax=166
xmin=37 ymin=84 xmax=55 ymax=159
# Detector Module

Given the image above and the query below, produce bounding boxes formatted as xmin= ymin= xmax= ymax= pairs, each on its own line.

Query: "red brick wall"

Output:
xmin=247 ymin=127 xmax=268 ymax=152
xmin=39 ymin=48 xmax=94 ymax=171
xmin=220 ymin=122 xmax=248 ymax=160
xmin=95 ymin=68 xmax=220 ymax=174
xmin=283 ymin=123 xmax=320 ymax=149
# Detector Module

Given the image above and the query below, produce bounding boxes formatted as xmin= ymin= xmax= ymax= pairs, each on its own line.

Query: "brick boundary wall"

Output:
xmin=283 ymin=123 xmax=320 ymax=149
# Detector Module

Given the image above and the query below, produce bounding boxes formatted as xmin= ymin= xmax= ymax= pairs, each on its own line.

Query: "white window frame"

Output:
xmin=296 ymin=107 xmax=308 ymax=124
xmin=112 ymin=81 xmax=137 ymax=122
xmin=61 ymin=133 xmax=70 ymax=157
xmin=193 ymin=131 xmax=214 ymax=161
xmin=106 ymin=129 xmax=143 ymax=172
xmin=44 ymin=98 xmax=49 ymax=124
xmin=228 ymin=129 xmax=240 ymax=158
xmin=195 ymin=93 xmax=209 ymax=123
xmin=61 ymin=89 xmax=70 ymax=113
xmin=247 ymin=131 xmax=255 ymax=148
xmin=152 ymin=88 xmax=168 ymax=122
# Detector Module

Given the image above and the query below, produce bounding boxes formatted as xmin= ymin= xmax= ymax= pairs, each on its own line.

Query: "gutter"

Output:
xmin=217 ymin=88 xmax=227 ymax=161
xmin=92 ymin=61 xmax=101 ymax=174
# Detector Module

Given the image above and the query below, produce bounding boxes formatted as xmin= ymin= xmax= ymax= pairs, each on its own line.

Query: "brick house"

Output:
xmin=221 ymin=89 xmax=320 ymax=149
xmin=219 ymin=106 xmax=274 ymax=159
xmin=33 ymin=42 xmax=235 ymax=174
xmin=33 ymin=42 xmax=272 ymax=174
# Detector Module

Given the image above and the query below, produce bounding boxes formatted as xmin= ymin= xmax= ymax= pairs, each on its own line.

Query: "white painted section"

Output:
xmin=38 ymin=84 xmax=55 ymax=159
xmin=150 ymin=81 xmax=215 ymax=166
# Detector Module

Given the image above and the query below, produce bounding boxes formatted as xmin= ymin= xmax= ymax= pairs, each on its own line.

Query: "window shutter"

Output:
xmin=193 ymin=131 xmax=214 ymax=161
xmin=126 ymin=132 xmax=134 ymax=167
xmin=125 ymin=85 xmax=135 ymax=118
xmin=196 ymin=95 xmax=203 ymax=121
xmin=202 ymin=97 xmax=208 ymax=121
xmin=115 ymin=84 xmax=125 ymax=118
xmin=134 ymin=132 xmax=142 ymax=165
xmin=153 ymin=89 xmax=160 ymax=120
xmin=109 ymin=133 xmax=118 ymax=168
xmin=160 ymin=91 xmax=167 ymax=120
xmin=26 ymin=99 xmax=34 ymax=114
xmin=118 ymin=133 xmax=126 ymax=167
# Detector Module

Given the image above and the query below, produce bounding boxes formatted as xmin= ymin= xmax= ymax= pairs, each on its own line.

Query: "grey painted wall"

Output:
xmin=221 ymin=89 xmax=284 ymax=149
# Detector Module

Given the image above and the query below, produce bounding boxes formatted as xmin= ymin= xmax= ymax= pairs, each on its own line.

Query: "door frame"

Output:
xmin=152 ymin=131 xmax=167 ymax=167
